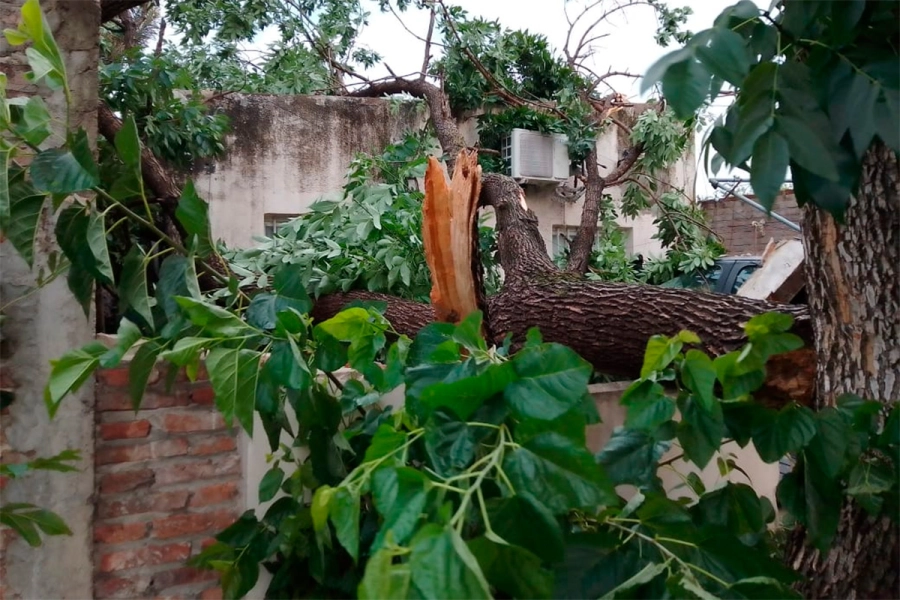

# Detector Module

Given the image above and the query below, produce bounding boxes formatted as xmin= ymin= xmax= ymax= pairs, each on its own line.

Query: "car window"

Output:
xmin=694 ymin=264 xmax=723 ymax=290
xmin=731 ymin=265 xmax=758 ymax=293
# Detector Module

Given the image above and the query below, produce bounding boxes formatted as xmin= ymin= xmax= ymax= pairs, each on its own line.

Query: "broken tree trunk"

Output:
xmin=422 ymin=150 xmax=483 ymax=324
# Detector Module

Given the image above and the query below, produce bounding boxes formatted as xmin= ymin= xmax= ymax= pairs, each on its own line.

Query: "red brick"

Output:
xmin=150 ymin=567 xmax=218 ymax=590
xmin=189 ymin=385 xmax=215 ymax=406
xmin=98 ymin=543 xmax=191 ymax=573
xmin=152 ymin=510 xmax=237 ymax=540
xmin=190 ymin=435 xmax=237 ymax=456
xmin=154 ymin=455 xmax=241 ymax=486
xmin=97 ymin=367 xmax=130 ymax=387
xmin=96 ymin=439 xmax=190 ymax=465
xmin=99 ymin=468 xmax=155 ymax=493
xmin=99 ymin=490 xmax=190 ymax=519
xmin=100 ymin=420 xmax=152 ymax=440
xmin=97 ymin=390 xmax=190 ymax=412
xmin=163 ymin=412 xmax=226 ymax=433
xmin=94 ymin=575 xmax=149 ymax=599
xmin=200 ymin=586 xmax=223 ymax=600
xmin=94 ymin=521 xmax=148 ymax=544
xmin=189 ymin=482 xmax=239 ymax=508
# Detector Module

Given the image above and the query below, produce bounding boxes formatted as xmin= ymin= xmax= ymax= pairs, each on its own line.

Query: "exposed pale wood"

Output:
xmin=737 ymin=239 xmax=805 ymax=302
xmin=422 ymin=150 xmax=482 ymax=324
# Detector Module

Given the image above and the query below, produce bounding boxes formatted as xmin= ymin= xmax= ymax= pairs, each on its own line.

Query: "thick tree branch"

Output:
xmin=101 ymin=0 xmax=150 ymax=24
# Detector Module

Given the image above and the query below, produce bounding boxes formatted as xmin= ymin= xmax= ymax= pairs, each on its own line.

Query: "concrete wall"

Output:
xmin=0 ymin=2 xmax=100 ymax=598
xmin=193 ymin=95 xmax=429 ymax=248
xmin=196 ymin=98 xmax=696 ymax=261
xmin=701 ymin=191 xmax=803 ymax=255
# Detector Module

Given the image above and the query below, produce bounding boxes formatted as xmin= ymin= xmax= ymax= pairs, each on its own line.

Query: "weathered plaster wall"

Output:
xmin=196 ymin=98 xmax=696 ymax=260
xmin=193 ymin=95 xmax=429 ymax=248
xmin=0 ymin=1 xmax=100 ymax=598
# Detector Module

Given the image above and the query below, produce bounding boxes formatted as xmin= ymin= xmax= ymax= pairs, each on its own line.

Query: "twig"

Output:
xmin=154 ymin=18 xmax=165 ymax=56
xmin=421 ymin=7 xmax=436 ymax=79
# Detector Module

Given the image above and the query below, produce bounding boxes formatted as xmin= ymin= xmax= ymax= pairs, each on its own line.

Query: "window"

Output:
xmin=551 ymin=225 xmax=623 ymax=257
xmin=730 ymin=264 xmax=758 ymax=293
xmin=692 ymin=264 xmax=723 ymax=291
xmin=264 ymin=213 xmax=299 ymax=237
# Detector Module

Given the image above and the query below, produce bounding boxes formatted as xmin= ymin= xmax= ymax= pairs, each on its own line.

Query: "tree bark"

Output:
xmin=785 ymin=143 xmax=900 ymax=599
xmin=100 ymin=0 xmax=150 ymax=24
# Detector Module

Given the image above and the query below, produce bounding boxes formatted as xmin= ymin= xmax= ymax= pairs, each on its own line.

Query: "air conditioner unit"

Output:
xmin=501 ymin=128 xmax=570 ymax=184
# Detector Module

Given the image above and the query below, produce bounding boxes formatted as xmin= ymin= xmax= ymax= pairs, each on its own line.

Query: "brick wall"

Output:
xmin=93 ymin=365 xmax=241 ymax=600
xmin=701 ymin=191 xmax=803 ymax=255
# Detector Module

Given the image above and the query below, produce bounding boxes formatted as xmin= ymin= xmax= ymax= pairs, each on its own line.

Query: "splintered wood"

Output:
xmin=422 ymin=150 xmax=482 ymax=324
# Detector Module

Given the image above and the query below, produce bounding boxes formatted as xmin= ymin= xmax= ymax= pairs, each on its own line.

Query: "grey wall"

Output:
xmin=0 ymin=1 xmax=100 ymax=598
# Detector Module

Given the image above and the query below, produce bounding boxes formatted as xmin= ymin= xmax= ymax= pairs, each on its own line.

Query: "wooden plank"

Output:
xmin=737 ymin=239 xmax=805 ymax=302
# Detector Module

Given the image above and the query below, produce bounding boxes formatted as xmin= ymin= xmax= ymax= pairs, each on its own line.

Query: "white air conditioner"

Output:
xmin=501 ymin=128 xmax=570 ymax=184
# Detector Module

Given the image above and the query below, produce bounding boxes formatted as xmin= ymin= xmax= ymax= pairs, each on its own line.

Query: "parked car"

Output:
xmin=660 ymin=256 xmax=763 ymax=295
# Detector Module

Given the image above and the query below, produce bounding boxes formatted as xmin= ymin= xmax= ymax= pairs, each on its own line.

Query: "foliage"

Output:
xmin=643 ymin=0 xmax=900 ymax=216
xmin=224 ymin=131 xmax=502 ymax=301
xmin=3 ymin=4 xmax=899 ymax=597
xmin=0 ymin=450 xmax=80 ymax=547
xmin=101 ymin=51 xmax=229 ymax=168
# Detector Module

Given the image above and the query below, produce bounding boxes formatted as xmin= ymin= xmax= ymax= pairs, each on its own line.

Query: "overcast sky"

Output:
xmin=211 ymin=0 xmax=770 ymax=197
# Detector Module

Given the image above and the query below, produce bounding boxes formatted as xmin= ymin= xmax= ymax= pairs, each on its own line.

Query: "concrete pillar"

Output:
xmin=0 ymin=1 xmax=100 ymax=598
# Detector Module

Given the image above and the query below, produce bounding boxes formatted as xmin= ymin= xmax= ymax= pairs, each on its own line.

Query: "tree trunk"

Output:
xmin=786 ymin=142 xmax=900 ymax=598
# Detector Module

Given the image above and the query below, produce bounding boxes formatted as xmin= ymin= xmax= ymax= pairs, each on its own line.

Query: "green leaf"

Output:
xmin=597 ymin=427 xmax=668 ymax=489
xmin=159 ymin=337 xmax=208 ymax=367
xmin=175 ymin=180 xmax=213 ymax=257
xmin=677 ymin=395 xmax=724 ymax=469
xmin=452 ymin=311 xmax=487 ymax=352
xmin=642 ymin=48 xmax=692 ymax=94
xmin=468 ymin=537 xmax=554 ymax=599
xmin=696 ymin=27 xmax=750 ymax=86
xmin=117 ymin=246 xmax=154 ymax=329
xmin=364 ymin=423 xmax=408 ymax=463
xmin=408 ymin=525 xmax=491 ymax=600
xmin=246 ymin=293 xmax=310 ymax=330
xmin=421 ymin=361 xmax=515 ymax=420
xmin=802 ymin=455 xmax=842 ymax=551
xmin=693 ymin=483 xmax=766 ymax=538
xmin=155 ymin=255 xmax=202 ymax=320
xmin=175 ymin=296 xmax=252 ymax=337
xmin=0 ymin=506 xmax=71 ymax=547
xmin=805 ymin=408 xmax=849 ymax=479
xmin=99 ymin=318 xmax=142 ymax=368
xmin=750 ymin=129 xmax=790 ymax=210
xmin=358 ymin=546 xmax=411 ymax=600
xmin=265 ymin=340 xmax=310 ymax=391
xmin=30 ymin=132 xmax=99 ymax=194
xmin=424 ymin=411 xmax=476 ymax=477
xmin=371 ymin=467 xmax=430 ymax=549
xmin=599 ymin=559 xmax=669 ymax=599
xmin=114 ymin=113 xmax=142 ymax=169
xmin=505 ymin=344 xmax=592 ymax=421
xmin=86 ymin=210 xmax=114 ymax=284
xmin=487 ymin=493 xmax=565 ymax=564
xmin=621 ymin=380 xmax=673 ymax=432
xmin=662 ymin=58 xmax=712 ymax=119
xmin=503 ymin=432 xmax=615 ymax=513
xmin=330 ymin=487 xmax=360 ymax=562
xmin=206 ymin=348 xmax=261 ymax=434
xmin=641 ymin=335 xmax=682 ymax=378
xmin=10 ymin=96 xmax=51 ymax=146
xmin=128 ymin=340 xmax=161 ymax=409
xmin=44 ymin=341 xmax=106 ymax=417
xmin=682 ymin=350 xmax=717 ymax=411
xmin=4 ymin=175 xmax=46 ymax=267
xmin=258 ymin=467 xmax=284 ymax=503
xmin=775 ymin=115 xmax=839 ymax=181
xmin=845 ymin=460 xmax=894 ymax=496
xmin=310 ymin=485 xmax=334 ymax=534
xmin=753 ymin=404 xmax=816 ymax=463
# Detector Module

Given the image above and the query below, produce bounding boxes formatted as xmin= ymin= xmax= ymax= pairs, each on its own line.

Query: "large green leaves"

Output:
xmin=408 ymin=525 xmax=491 ymax=600
xmin=206 ymin=348 xmax=261 ymax=434
xmin=44 ymin=341 xmax=107 ymax=417
xmin=468 ymin=537 xmax=554 ymax=599
xmin=3 ymin=168 xmax=45 ymax=266
xmin=695 ymin=27 xmax=751 ymax=86
xmin=29 ymin=131 xmax=99 ymax=194
xmin=175 ymin=296 xmax=253 ymax=337
xmin=503 ymin=432 xmax=615 ymax=513
xmin=371 ymin=467 xmax=430 ymax=550
xmin=597 ymin=427 xmax=669 ymax=490
xmin=118 ymin=246 xmax=154 ymax=329
xmin=750 ymin=129 xmax=789 ymax=210
xmin=175 ymin=180 xmax=213 ymax=257
xmin=0 ymin=503 xmax=71 ymax=547
xmin=504 ymin=343 xmax=592 ymax=421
